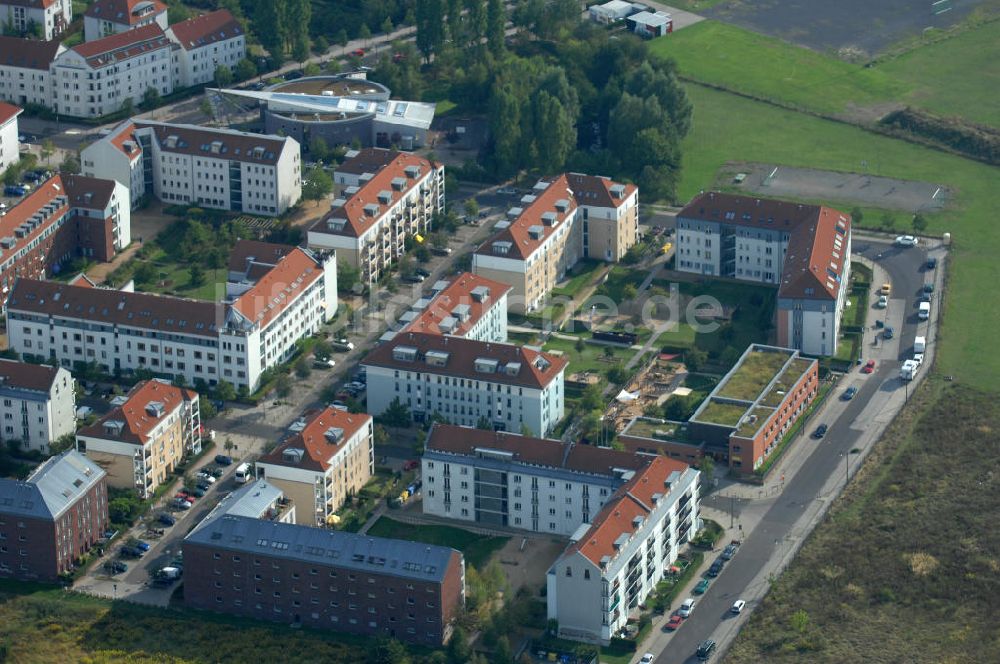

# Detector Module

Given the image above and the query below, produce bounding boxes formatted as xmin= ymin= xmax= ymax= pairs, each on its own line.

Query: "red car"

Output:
xmin=403 ymin=460 xmax=419 ymax=471
xmin=664 ymin=614 xmax=683 ymax=631
xmin=177 ymin=492 xmax=195 ymax=502
xmin=351 ymin=48 xmax=365 ymax=57
xmin=861 ymin=359 xmax=876 ymax=374
xmin=392 ymin=52 xmax=406 ymax=63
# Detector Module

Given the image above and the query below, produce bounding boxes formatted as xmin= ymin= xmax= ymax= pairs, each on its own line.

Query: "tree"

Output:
xmin=334 ymin=29 xmax=349 ymax=50
xmin=359 ymin=23 xmax=371 ymax=46
xmin=133 ymin=262 xmax=158 ymax=285
xmin=377 ymin=397 xmax=411 ymax=427
xmin=188 ymin=263 xmax=205 ymax=287
xmin=447 ymin=626 xmax=471 ymax=664
xmin=274 ymin=373 xmax=292 ymax=398
xmin=850 ymin=206 xmax=863 ymax=226
xmin=214 ymin=380 xmax=236 ymax=402
xmin=255 ymin=1 xmax=285 ymax=58
xmin=697 ymin=455 xmax=715 ymax=488
xmin=313 ymin=36 xmax=329 ymax=54
xmin=623 ymin=283 xmax=639 ymax=301
xmin=381 ymin=17 xmax=394 ymax=37
xmin=308 ymin=136 xmax=329 ymax=161
xmin=464 ymin=197 xmax=479 ymax=220
xmin=40 ymin=139 xmax=54 ymax=166
xmin=530 ymin=90 xmax=575 ymax=174
xmin=368 ymin=637 xmax=411 ymax=664
xmin=608 ymin=366 xmax=629 ymax=385
xmin=294 ymin=356 xmax=311 ymax=379
xmin=337 ymin=261 xmax=360 ymax=294
xmin=663 ymin=395 xmax=692 ymax=421
xmin=303 ymin=62 xmax=322 ymax=77
xmin=575 ymin=337 xmax=585 ymax=353
xmin=790 ymin=609 xmax=810 ymax=633
xmin=415 ymin=0 xmax=444 ymax=60
xmin=141 ymin=87 xmax=161 ymax=111
xmin=214 ymin=65 xmax=234 ymax=88
xmin=603 ymin=345 xmax=615 ymax=360
xmin=685 ymin=348 xmax=708 ymax=372
xmin=302 ymin=166 xmax=334 ymax=200
xmin=60 ymin=154 xmax=80 ymax=174
xmin=912 ymin=213 xmax=928 ymax=233
xmin=492 ymin=635 xmax=513 ymax=664
xmin=579 ymin=384 xmax=603 ymax=412
xmin=121 ymin=98 xmax=134 ymax=116
xmin=879 ymin=212 xmax=896 ymax=229
xmin=292 ymin=37 xmax=310 ymax=65
xmin=486 ymin=0 xmax=506 ymax=56
xmin=49 ymin=432 xmax=76 ymax=455
xmin=476 ymin=416 xmax=492 ymax=430
xmin=235 ymin=57 xmax=257 ymax=81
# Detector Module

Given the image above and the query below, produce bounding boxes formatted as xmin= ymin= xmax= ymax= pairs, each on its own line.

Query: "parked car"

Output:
xmin=351 ymin=48 xmax=365 ymax=57
xmin=133 ymin=540 xmax=150 ymax=552
xmin=926 ymin=257 xmax=938 ymax=269
xmin=392 ymin=52 xmax=406 ymax=63
xmin=693 ymin=579 xmax=711 ymax=594
xmin=104 ymin=560 xmax=127 ymax=574
xmin=402 ymin=273 xmax=425 ymax=283
xmin=208 ymin=467 xmax=224 ymax=478
xmin=883 ymin=326 xmax=895 ymax=340
xmin=22 ymin=171 xmax=41 ymax=182
xmin=335 ymin=338 xmax=355 ymax=351
xmin=811 ymin=424 xmax=828 ymax=439
xmin=640 ymin=654 xmax=654 ymax=664
xmin=861 ymin=359 xmax=876 ymax=374
xmin=731 ymin=599 xmax=747 ymax=614
xmin=403 ymin=459 xmax=419 ymax=471
xmin=876 ymin=294 xmax=888 ymax=308
xmin=173 ymin=498 xmax=192 ymax=510
xmin=707 ymin=560 xmax=723 ymax=577
xmin=314 ymin=357 xmax=336 ymax=369
xmin=923 ymin=282 xmax=935 ymax=293
xmin=841 ymin=386 xmax=858 ymax=401
xmin=283 ymin=70 xmax=303 ymax=80
xmin=497 ymin=187 xmax=517 ymax=195
xmin=196 ymin=472 xmax=216 ymax=483
xmin=331 ymin=400 xmax=348 ymax=411
xmin=894 ymin=235 xmax=918 ymax=247
xmin=721 ymin=543 xmax=738 ymax=560
xmin=191 ymin=485 xmax=208 ymax=496
xmin=415 ymin=267 xmax=431 ymax=278
xmin=880 ymin=282 xmax=892 ymax=296
xmin=696 ymin=639 xmax=717 ymax=660
xmin=3 ymin=185 xmax=26 ymax=196
xmin=664 ymin=614 xmax=683 ymax=631
xmin=678 ymin=598 xmax=696 ymax=618
xmin=119 ymin=545 xmax=142 ymax=558
xmin=432 ymin=246 xmax=452 ymax=256
xmin=158 ymin=513 xmax=176 ymax=526
xmin=215 ymin=454 xmax=233 ymax=466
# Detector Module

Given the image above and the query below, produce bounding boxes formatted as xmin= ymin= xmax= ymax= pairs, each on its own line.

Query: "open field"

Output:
xmin=543 ymin=336 xmax=636 ymax=375
xmin=729 ymin=379 xmax=1000 ymax=661
xmin=366 ymin=517 xmax=509 ymax=569
xmin=876 ymin=19 xmax=1000 ymax=128
xmin=678 ymin=82 xmax=1000 ymax=391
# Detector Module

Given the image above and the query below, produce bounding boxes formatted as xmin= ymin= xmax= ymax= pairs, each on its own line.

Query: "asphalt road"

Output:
xmin=655 ymin=241 xmax=931 ymax=663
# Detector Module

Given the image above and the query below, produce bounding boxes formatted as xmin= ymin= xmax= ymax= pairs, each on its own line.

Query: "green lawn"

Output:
xmin=366 ymin=517 xmax=509 ymax=569
xmin=716 ymin=350 xmax=791 ymax=401
xmin=588 ymin=265 xmax=647 ymax=303
xmin=649 ymin=21 xmax=909 ymax=116
xmin=543 ymin=336 xmax=635 ymax=375
xmin=876 ymin=20 xmax=1000 ymax=128
xmin=551 ymin=259 xmax=607 ymax=298
xmin=678 ymin=82 xmax=1000 ymax=391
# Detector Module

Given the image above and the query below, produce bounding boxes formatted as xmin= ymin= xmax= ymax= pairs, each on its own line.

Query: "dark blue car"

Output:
xmin=215 ymin=454 xmax=233 ymax=466
xmin=4 ymin=185 xmax=26 ymax=196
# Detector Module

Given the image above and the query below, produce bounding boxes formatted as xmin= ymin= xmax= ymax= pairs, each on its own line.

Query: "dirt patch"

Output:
xmin=494 ymin=535 xmax=568 ymax=596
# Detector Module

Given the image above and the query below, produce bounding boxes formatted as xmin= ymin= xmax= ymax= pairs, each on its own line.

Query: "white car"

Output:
xmin=913 ymin=353 xmax=924 ymax=366
xmin=731 ymin=599 xmax=747 ymax=614
xmin=640 ymin=654 xmax=655 ymax=664
xmin=196 ymin=472 xmax=216 ymax=484
xmin=678 ymin=598 xmax=696 ymax=618
xmin=876 ymin=294 xmax=888 ymax=308
xmin=894 ymin=235 xmax=918 ymax=247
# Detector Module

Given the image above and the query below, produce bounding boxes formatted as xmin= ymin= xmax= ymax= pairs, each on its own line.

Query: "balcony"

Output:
xmin=262 ymin=496 xmax=294 ymax=522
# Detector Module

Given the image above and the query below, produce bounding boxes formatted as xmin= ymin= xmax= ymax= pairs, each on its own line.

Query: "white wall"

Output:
xmin=81 ymin=139 xmax=144 ymax=207
xmin=0 ymin=62 xmax=56 ymax=108
xmin=51 ymin=47 xmax=173 ymax=118
xmin=0 ymin=112 xmax=18 ymax=173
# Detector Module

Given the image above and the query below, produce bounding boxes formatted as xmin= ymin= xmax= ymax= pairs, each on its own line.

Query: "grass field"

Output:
xmin=876 ymin=20 xmax=1000 ymax=128
xmin=366 ymin=517 xmax=509 ymax=569
xmin=542 ymin=336 xmax=635 ymax=375
xmin=678 ymin=82 xmax=1000 ymax=391
xmin=729 ymin=379 xmax=1000 ymax=661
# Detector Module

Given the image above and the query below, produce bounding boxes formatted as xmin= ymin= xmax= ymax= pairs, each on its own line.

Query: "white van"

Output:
xmin=914 ymin=336 xmax=926 ymax=353
xmin=918 ymin=302 xmax=930 ymax=320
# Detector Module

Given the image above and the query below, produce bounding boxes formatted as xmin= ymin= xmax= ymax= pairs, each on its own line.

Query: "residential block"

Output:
xmin=0 ymin=358 xmax=75 ymax=454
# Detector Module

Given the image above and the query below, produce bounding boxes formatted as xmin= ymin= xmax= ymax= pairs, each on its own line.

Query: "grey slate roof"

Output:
xmin=0 ymin=450 xmax=105 ymax=520
xmin=185 ymin=514 xmax=457 ymax=583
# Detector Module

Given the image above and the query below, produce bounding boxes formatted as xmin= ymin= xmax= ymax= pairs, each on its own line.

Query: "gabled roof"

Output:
xmin=335 ymin=148 xmax=401 ymax=176
xmin=679 ymin=192 xmax=851 ymax=300
xmin=71 ymin=23 xmax=171 ymax=68
xmin=566 ymin=172 xmax=637 ymax=209
xmin=474 ymin=175 xmax=577 ymax=261
xmin=362 ymin=332 xmax=567 ymax=390
xmin=312 ymin=151 xmax=437 ymax=239
xmin=227 ymin=239 xmax=294 ymax=274
xmin=136 ymin=120 xmax=289 ymax=165
xmin=258 ymin=407 xmax=371 ymax=472
xmin=0 ymin=358 xmax=61 ymax=393
xmin=84 ymin=0 xmax=167 ymax=25
xmin=0 ymin=175 xmax=71 ymax=263
xmin=0 ymin=36 xmax=63 ymax=70
xmin=78 ymin=379 xmax=197 ymax=446
xmin=3 ymin=0 xmax=62 ymax=7
xmin=564 ymin=456 xmax=691 ymax=567
xmin=230 ymin=247 xmax=324 ymax=329
xmin=184 ymin=514 xmax=459 ymax=583
xmin=7 ymin=278 xmax=221 ymax=337
xmin=0 ymin=102 xmax=22 ymax=126
xmin=167 ymin=9 xmax=242 ymax=51
xmin=62 ymin=173 xmax=117 ymax=210
xmin=426 ymin=424 xmax=649 ymax=477
xmin=402 ymin=272 xmax=511 ymax=338
xmin=0 ymin=450 xmax=105 ymax=521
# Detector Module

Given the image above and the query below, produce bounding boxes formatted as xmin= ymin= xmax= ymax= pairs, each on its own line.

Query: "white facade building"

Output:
xmin=0 ymin=102 xmax=21 ymax=173
xmin=1 ymin=0 xmax=72 ymax=40
xmin=0 ymin=36 xmax=63 ymax=108
xmin=361 ymin=332 xmax=566 ymax=437
xmin=81 ymin=119 xmax=301 ymax=215
xmin=83 ymin=0 xmax=168 ymax=42
xmin=166 ymin=10 xmax=245 ymax=88
xmin=6 ymin=244 xmax=337 ymax=392
xmin=547 ymin=456 xmax=700 ymax=644
xmin=0 ymin=359 xmax=75 ymax=453
xmin=50 ymin=24 xmax=173 ymax=118
xmin=421 ymin=424 xmax=650 ymax=534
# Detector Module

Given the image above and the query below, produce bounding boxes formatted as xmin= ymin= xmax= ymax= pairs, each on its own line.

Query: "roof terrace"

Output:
xmin=714 ymin=348 xmax=793 ymax=401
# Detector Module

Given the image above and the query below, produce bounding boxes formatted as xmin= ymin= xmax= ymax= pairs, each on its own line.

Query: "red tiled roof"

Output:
xmin=231 ymin=247 xmax=323 ymax=329
xmin=0 ymin=102 xmax=22 ymax=126
xmin=167 ymin=9 xmax=242 ymax=51
xmin=107 ymin=121 xmax=141 ymax=159
xmin=426 ymin=424 xmax=649 ymax=476
xmin=258 ymin=407 xmax=371 ymax=472
xmin=0 ymin=175 xmax=71 ymax=265
xmin=84 ymin=0 xmax=167 ymax=25
xmin=0 ymin=36 xmax=62 ymax=70
xmin=71 ymin=23 xmax=170 ymax=67
xmin=68 ymin=274 xmax=97 ymax=288
xmin=4 ymin=0 xmax=60 ymax=8
xmin=313 ymin=152 xmax=437 ymax=239
xmin=0 ymin=358 xmax=60 ymax=392
xmin=679 ymin=192 xmax=850 ymax=300
xmin=402 ymin=272 xmax=511 ymax=338
xmin=566 ymin=172 xmax=637 ymax=209
xmin=474 ymin=175 xmax=577 ymax=261
xmin=567 ymin=456 xmax=691 ymax=566
xmin=79 ymin=380 xmax=197 ymax=446
xmin=362 ymin=332 xmax=567 ymax=389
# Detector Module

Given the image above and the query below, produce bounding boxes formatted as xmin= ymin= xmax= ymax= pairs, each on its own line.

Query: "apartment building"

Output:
xmin=166 ymin=10 xmax=245 ymax=88
xmin=76 ymin=379 xmax=200 ymax=498
xmin=256 ymin=408 xmax=374 ymax=527
xmin=198 ymin=478 xmax=296 ymax=526
xmin=676 ymin=192 xmax=852 ymax=356
xmin=183 ymin=512 xmax=466 ymax=646
xmin=81 ymin=119 xmax=301 ymax=215
xmin=0 ymin=0 xmax=72 ymax=40
xmin=473 ymin=174 xmax=638 ymax=313
xmin=422 ymin=424 xmax=651 ymax=534
xmin=0 ymin=36 xmax=63 ymax=107
xmin=0 ymin=450 xmax=108 ymax=582
xmin=0 ymin=102 xmax=21 ymax=173
xmin=308 ymin=149 xmax=445 ymax=285
xmin=547 ymin=456 xmax=700 ymax=644
xmin=0 ymin=173 xmax=130 ymax=306
xmin=394 ymin=272 xmax=511 ymax=343
xmin=83 ymin=0 xmax=167 ymax=41
xmin=0 ymin=359 xmax=75 ymax=453
xmin=50 ymin=24 xmax=173 ymax=118
xmin=6 ymin=245 xmax=336 ymax=392
xmin=362 ymin=332 xmax=567 ymax=437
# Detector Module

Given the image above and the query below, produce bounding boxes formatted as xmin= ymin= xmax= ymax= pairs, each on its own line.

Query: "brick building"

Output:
xmin=183 ymin=512 xmax=465 ymax=646
xmin=0 ymin=450 xmax=108 ymax=581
